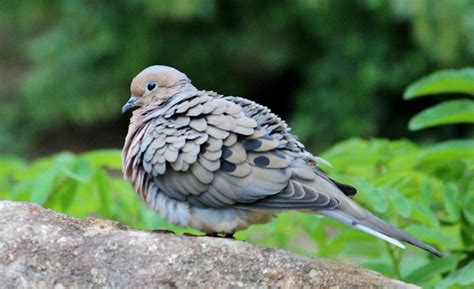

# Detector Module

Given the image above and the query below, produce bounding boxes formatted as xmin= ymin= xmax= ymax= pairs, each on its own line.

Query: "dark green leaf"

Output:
xmin=463 ymin=192 xmax=474 ymax=226
xmin=435 ymin=260 xmax=474 ymax=289
xmin=404 ymin=68 xmax=474 ymax=99
xmin=408 ymin=99 xmax=474 ymax=131
xmin=458 ymin=261 xmax=474 ymax=285
xmin=405 ymin=256 xmax=457 ymax=284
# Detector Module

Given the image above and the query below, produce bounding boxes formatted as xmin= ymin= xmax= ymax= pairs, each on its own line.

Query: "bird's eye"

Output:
xmin=147 ymin=82 xmax=157 ymax=91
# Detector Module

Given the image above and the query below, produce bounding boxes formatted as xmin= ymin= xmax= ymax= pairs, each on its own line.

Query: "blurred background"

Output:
xmin=1 ymin=0 xmax=473 ymax=156
xmin=1 ymin=1 xmax=474 ymax=288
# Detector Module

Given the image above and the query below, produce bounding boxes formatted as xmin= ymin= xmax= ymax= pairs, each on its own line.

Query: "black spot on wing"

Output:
xmin=222 ymin=147 xmax=232 ymax=159
xmin=244 ymin=139 xmax=262 ymax=150
xmin=254 ymin=156 xmax=270 ymax=167
xmin=221 ymin=160 xmax=236 ymax=172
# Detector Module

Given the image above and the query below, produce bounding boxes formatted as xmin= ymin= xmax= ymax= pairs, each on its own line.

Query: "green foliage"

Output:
xmin=404 ymin=68 xmax=474 ymax=131
xmin=0 ymin=150 xmax=203 ymax=234
xmin=436 ymin=261 xmax=474 ymax=289
xmin=408 ymin=100 xmax=474 ymax=131
xmin=1 ymin=150 xmax=176 ymax=232
xmin=404 ymin=68 xmax=474 ymax=99
xmin=1 ymin=137 xmax=472 ymax=288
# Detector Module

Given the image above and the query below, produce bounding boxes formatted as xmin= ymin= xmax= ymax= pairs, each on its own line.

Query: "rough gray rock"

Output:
xmin=0 ymin=201 xmax=418 ymax=289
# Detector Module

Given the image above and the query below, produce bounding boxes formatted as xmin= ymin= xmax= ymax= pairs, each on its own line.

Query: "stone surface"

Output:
xmin=0 ymin=201 xmax=418 ymax=288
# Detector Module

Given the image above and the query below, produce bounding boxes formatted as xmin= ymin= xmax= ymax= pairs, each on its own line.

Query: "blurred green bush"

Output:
xmin=0 ymin=68 xmax=473 ymax=288
xmin=1 ymin=0 xmax=474 ymax=153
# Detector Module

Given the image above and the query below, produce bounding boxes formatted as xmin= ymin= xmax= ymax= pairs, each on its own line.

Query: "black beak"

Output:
xmin=122 ymin=96 xmax=139 ymax=114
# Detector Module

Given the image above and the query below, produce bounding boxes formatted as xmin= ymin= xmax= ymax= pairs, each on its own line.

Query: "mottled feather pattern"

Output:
xmin=123 ymin=89 xmax=340 ymax=213
xmin=122 ymin=66 xmax=444 ymax=257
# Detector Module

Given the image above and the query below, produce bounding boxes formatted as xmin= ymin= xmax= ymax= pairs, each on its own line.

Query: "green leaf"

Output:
xmin=463 ymin=192 xmax=474 ymax=226
xmin=386 ymin=189 xmax=413 ymax=218
xmin=30 ymin=170 xmax=58 ymax=205
xmin=418 ymin=139 xmax=474 ymax=162
xmin=404 ymin=225 xmax=456 ymax=249
xmin=363 ymin=262 xmax=395 ymax=276
xmin=83 ymin=149 xmax=122 ymax=169
xmin=405 ymin=256 xmax=458 ymax=284
xmin=458 ymin=261 xmax=474 ymax=285
xmin=330 ymin=229 xmax=385 ymax=257
xmin=58 ymin=181 xmax=79 ymax=211
xmin=63 ymin=158 xmax=94 ymax=182
xmin=442 ymin=183 xmax=460 ymax=222
xmin=404 ymin=68 xmax=474 ymax=99
xmin=408 ymin=99 xmax=474 ymax=131
xmin=0 ymin=156 xmax=25 ymax=176
xmin=362 ymin=185 xmax=389 ymax=213
xmin=435 ymin=260 xmax=474 ymax=289
xmin=9 ymin=181 xmax=31 ymax=201
xmin=410 ymin=204 xmax=440 ymax=227
xmin=95 ymin=170 xmax=111 ymax=217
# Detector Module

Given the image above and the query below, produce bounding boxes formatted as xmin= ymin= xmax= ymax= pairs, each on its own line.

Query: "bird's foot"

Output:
xmin=222 ymin=233 xmax=235 ymax=239
xmin=151 ymin=229 xmax=175 ymax=234
xmin=204 ymin=232 xmax=235 ymax=239
xmin=182 ymin=232 xmax=200 ymax=237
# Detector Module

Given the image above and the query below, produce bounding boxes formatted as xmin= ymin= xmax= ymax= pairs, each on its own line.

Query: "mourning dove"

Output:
xmin=122 ymin=65 xmax=443 ymax=257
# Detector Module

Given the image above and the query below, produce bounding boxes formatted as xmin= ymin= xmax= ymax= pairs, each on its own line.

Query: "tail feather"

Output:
xmin=354 ymin=223 xmax=405 ymax=249
xmin=319 ymin=208 xmax=445 ymax=257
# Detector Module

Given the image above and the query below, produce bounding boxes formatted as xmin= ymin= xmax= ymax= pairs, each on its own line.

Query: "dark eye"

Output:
xmin=147 ymin=83 xmax=156 ymax=91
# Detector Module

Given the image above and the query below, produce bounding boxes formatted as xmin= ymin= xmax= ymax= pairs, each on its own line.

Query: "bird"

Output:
xmin=122 ymin=65 xmax=444 ymax=257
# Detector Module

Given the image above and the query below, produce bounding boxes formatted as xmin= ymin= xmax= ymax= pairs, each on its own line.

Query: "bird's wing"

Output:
xmin=124 ymin=91 xmax=343 ymax=210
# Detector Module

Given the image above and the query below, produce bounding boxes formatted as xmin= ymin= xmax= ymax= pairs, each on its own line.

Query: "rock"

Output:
xmin=0 ymin=201 xmax=418 ymax=288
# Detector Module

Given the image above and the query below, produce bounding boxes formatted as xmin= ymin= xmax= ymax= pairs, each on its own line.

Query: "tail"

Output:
xmin=319 ymin=206 xmax=445 ymax=257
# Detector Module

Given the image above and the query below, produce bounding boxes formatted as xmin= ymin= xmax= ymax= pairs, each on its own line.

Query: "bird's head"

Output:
xmin=122 ymin=65 xmax=194 ymax=113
